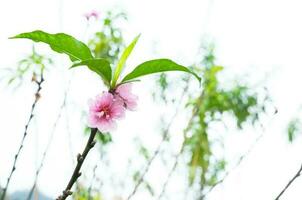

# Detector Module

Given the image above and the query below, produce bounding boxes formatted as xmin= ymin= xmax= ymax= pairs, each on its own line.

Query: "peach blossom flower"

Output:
xmin=88 ymin=92 xmax=125 ymax=132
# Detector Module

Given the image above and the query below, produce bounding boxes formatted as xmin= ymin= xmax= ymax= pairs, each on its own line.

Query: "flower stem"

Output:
xmin=56 ymin=128 xmax=98 ymax=200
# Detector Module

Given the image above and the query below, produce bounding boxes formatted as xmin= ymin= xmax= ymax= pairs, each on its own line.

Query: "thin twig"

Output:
xmin=56 ymin=128 xmax=98 ymax=200
xmin=88 ymin=164 xmax=98 ymax=200
xmin=0 ymin=74 xmax=44 ymax=200
xmin=199 ymin=108 xmax=278 ymax=199
xmin=26 ymin=88 xmax=69 ymax=200
xmin=157 ymin=102 xmax=276 ymax=199
xmin=200 ymin=133 xmax=264 ymax=199
xmin=156 ymin=101 xmax=201 ymax=200
xmin=274 ymin=163 xmax=302 ymax=200
xmin=126 ymin=124 xmax=172 ymax=200
xmin=126 ymin=78 xmax=191 ymax=200
xmin=157 ymin=143 xmax=185 ymax=200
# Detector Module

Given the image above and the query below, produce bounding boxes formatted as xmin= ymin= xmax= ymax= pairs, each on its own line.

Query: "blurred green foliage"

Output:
xmin=132 ymin=170 xmax=155 ymax=197
xmin=185 ymin=66 xmax=260 ymax=187
xmin=3 ymin=46 xmax=52 ymax=88
xmin=88 ymin=11 xmax=126 ymax=63
xmin=73 ymin=185 xmax=102 ymax=200
xmin=155 ymin=43 xmax=268 ymax=198
xmin=287 ymin=118 xmax=302 ymax=142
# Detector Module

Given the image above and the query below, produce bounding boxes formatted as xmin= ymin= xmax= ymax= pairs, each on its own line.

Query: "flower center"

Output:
xmin=97 ymin=106 xmax=110 ymax=119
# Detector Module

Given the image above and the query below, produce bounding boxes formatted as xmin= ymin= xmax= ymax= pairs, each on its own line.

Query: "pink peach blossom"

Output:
xmin=88 ymin=92 xmax=125 ymax=132
xmin=84 ymin=11 xmax=99 ymax=20
xmin=114 ymin=83 xmax=138 ymax=111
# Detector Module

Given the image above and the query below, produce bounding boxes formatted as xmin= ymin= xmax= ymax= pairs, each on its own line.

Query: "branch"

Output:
xmin=126 ymin=79 xmax=190 ymax=200
xmin=0 ymin=74 xmax=44 ymax=200
xmin=274 ymin=163 xmax=302 ymax=200
xmin=26 ymin=79 xmax=71 ymax=200
xmin=157 ymin=143 xmax=184 ymax=200
xmin=199 ymin=108 xmax=278 ymax=199
xmin=157 ymin=91 xmax=274 ymax=199
xmin=156 ymin=92 xmax=203 ymax=200
xmin=26 ymin=78 xmax=71 ymax=200
xmin=126 ymin=116 xmax=175 ymax=200
xmin=156 ymin=104 xmax=200 ymax=200
xmin=56 ymin=128 xmax=98 ymax=200
xmin=200 ymin=133 xmax=264 ymax=199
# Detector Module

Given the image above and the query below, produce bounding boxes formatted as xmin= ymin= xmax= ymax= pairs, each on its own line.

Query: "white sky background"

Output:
xmin=0 ymin=0 xmax=302 ymax=199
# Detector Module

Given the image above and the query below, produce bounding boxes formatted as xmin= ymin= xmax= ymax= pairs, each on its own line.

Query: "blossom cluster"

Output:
xmin=88 ymin=83 xmax=138 ymax=132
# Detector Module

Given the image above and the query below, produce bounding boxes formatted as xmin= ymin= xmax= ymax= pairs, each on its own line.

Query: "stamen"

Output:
xmin=96 ymin=111 xmax=104 ymax=117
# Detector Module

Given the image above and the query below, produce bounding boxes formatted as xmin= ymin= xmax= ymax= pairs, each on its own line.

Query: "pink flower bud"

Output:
xmin=114 ymin=83 xmax=138 ymax=111
xmin=84 ymin=10 xmax=99 ymax=21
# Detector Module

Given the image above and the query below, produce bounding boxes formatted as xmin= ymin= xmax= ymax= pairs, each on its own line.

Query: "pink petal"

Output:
xmin=115 ymin=83 xmax=138 ymax=110
xmin=97 ymin=119 xmax=117 ymax=132
xmin=99 ymin=92 xmax=114 ymax=107
xmin=116 ymin=83 xmax=132 ymax=98
xmin=87 ymin=113 xmax=98 ymax=128
xmin=125 ymin=99 xmax=137 ymax=111
xmin=111 ymin=103 xmax=125 ymax=119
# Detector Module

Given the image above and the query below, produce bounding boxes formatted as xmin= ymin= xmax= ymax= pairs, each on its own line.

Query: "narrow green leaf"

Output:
xmin=116 ymin=79 xmax=141 ymax=87
xmin=122 ymin=59 xmax=201 ymax=82
xmin=111 ymin=34 xmax=140 ymax=88
xmin=10 ymin=30 xmax=93 ymax=61
xmin=71 ymin=58 xmax=112 ymax=85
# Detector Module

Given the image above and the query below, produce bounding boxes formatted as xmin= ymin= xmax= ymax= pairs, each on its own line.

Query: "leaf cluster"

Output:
xmin=11 ymin=31 xmax=200 ymax=90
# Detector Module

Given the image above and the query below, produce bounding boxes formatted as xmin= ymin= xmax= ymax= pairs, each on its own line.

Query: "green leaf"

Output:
xmin=122 ymin=59 xmax=201 ymax=82
xmin=111 ymin=34 xmax=140 ymax=88
xmin=10 ymin=30 xmax=93 ymax=61
xmin=71 ymin=58 xmax=112 ymax=85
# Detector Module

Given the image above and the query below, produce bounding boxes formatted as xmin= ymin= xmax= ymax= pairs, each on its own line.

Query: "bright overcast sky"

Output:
xmin=1 ymin=0 xmax=302 ymax=199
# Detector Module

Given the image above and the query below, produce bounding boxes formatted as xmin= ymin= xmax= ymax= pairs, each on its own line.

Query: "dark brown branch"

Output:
xmin=0 ymin=74 xmax=44 ymax=200
xmin=56 ymin=128 xmax=98 ymax=200
xmin=275 ymin=163 xmax=302 ymax=200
